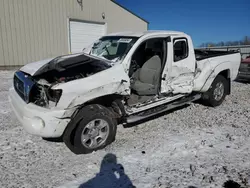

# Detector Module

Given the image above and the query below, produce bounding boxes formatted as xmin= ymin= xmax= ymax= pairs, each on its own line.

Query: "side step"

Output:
xmin=126 ymin=94 xmax=201 ymax=124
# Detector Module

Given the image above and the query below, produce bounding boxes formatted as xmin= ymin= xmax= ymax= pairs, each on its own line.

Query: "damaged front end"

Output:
xmin=30 ymin=80 xmax=62 ymax=107
xmin=14 ymin=53 xmax=113 ymax=108
xmin=13 ymin=71 xmax=63 ymax=108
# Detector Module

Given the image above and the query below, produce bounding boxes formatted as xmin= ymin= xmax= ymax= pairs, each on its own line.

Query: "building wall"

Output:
xmin=0 ymin=0 xmax=148 ymax=67
xmin=106 ymin=1 xmax=147 ymax=33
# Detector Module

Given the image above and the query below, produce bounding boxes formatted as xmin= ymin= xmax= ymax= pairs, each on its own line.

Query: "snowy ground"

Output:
xmin=0 ymin=70 xmax=250 ymax=188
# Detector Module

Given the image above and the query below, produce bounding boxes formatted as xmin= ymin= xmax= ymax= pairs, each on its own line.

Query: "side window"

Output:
xmin=173 ymin=39 xmax=188 ymax=62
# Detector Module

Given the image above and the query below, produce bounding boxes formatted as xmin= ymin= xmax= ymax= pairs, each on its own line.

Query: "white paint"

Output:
xmin=69 ymin=20 xmax=106 ymax=53
xmin=160 ymin=41 xmax=173 ymax=93
xmin=19 ymin=52 xmax=90 ymax=76
xmin=20 ymin=58 xmax=55 ymax=76
xmin=8 ymin=88 xmax=73 ymax=138
xmin=9 ymin=30 xmax=241 ymax=138
xmin=161 ymin=36 xmax=196 ymax=94
xmin=121 ymin=32 xmax=187 ymax=76
xmin=166 ymin=66 xmax=194 ymax=94
xmin=105 ymin=30 xmax=185 ymax=37
xmin=193 ymin=52 xmax=241 ymax=92
xmin=52 ymin=64 xmax=130 ymax=109
xmin=126 ymin=94 xmax=185 ymax=115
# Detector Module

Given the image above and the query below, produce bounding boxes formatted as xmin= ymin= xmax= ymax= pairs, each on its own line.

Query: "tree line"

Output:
xmin=199 ymin=36 xmax=250 ymax=47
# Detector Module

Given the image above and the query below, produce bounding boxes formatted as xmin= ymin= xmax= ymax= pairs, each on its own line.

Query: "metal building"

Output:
xmin=0 ymin=0 xmax=148 ymax=67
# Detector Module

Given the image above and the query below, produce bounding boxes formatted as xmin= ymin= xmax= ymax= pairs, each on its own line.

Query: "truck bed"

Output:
xmin=195 ymin=49 xmax=240 ymax=61
xmin=193 ymin=50 xmax=241 ymax=92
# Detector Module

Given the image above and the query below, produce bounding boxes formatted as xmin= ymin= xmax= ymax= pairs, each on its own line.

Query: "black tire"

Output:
xmin=63 ymin=104 xmax=117 ymax=154
xmin=42 ymin=137 xmax=63 ymax=142
xmin=201 ymin=75 xmax=229 ymax=107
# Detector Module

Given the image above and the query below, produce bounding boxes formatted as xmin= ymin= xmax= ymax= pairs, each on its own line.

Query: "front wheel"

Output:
xmin=201 ymin=75 xmax=229 ymax=107
xmin=63 ymin=104 xmax=117 ymax=154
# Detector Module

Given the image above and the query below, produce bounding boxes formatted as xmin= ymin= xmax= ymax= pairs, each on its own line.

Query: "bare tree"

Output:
xmin=199 ymin=36 xmax=250 ymax=47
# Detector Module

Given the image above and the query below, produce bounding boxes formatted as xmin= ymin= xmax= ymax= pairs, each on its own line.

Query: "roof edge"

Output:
xmin=110 ymin=0 xmax=149 ymax=24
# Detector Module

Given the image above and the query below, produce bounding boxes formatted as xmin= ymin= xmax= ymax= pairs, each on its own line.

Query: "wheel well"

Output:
xmin=218 ymin=69 xmax=231 ymax=95
xmin=63 ymin=104 xmax=117 ymax=154
xmin=218 ymin=69 xmax=230 ymax=79
xmin=85 ymin=94 xmax=123 ymax=107
xmin=84 ymin=94 xmax=126 ymax=118
xmin=63 ymin=95 xmax=126 ymax=153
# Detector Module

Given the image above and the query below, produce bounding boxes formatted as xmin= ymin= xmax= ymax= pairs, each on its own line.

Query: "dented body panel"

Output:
xmin=9 ymin=88 xmax=73 ymax=137
xmin=161 ymin=35 xmax=196 ymax=94
xmin=53 ymin=64 xmax=130 ymax=109
xmin=166 ymin=66 xmax=195 ymax=94
xmin=9 ymin=31 xmax=241 ymax=138
xmin=193 ymin=53 xmax=241 ymax=92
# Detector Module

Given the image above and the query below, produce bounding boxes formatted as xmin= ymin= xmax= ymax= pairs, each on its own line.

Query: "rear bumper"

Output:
xmin=9 ymin=87 xmax=71 ymax=138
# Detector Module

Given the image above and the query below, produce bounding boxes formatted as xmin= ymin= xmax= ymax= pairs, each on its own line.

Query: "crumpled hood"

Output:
xmin=20 ymin=57 xmax=55 ymax=76
xmin=19 ymin=53 xmax=113 ymax=76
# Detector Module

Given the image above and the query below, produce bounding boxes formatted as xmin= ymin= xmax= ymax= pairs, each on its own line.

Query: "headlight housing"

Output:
xmin=47 ymin=89 xmax=62 ymax=104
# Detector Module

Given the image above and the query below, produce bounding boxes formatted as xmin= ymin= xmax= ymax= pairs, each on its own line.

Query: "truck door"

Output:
xmin=161 ymin=37 xmax=196 ymax=94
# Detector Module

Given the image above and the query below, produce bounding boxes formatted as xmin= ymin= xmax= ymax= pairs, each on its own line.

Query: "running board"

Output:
xmin=126 ymin=94 xmax=185 ymax=115
xmin=126 ymin=94 xmax=201 ymax=124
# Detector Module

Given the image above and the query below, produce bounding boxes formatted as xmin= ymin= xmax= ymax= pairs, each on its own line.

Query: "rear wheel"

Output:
xmin=63 ymin=104 xmax=117 ymax=154
xmin=201 ymin=75 xmax=228 ymax=107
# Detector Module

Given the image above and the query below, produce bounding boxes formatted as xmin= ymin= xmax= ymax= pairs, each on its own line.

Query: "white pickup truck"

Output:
xmin=9 ymin=31 xmax=241 ymax=154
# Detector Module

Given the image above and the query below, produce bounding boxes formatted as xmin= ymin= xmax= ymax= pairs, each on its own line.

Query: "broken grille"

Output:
xmin=14 ymin=75 xmax=25 ymax=101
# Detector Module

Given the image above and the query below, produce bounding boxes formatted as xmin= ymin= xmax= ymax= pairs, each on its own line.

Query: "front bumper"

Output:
xmin=237 ymin=71 xmax=250 ymax=80
xmin=9 ymin=88 xmax=71 ymax=138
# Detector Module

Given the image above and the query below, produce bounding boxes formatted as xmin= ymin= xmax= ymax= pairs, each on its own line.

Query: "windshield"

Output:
xmin=83 ymin=36 xmax=138 ymax=63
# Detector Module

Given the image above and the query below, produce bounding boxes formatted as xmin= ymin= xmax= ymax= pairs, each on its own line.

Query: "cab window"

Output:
xmin=173 ymin=39 xmax=188 ymax=62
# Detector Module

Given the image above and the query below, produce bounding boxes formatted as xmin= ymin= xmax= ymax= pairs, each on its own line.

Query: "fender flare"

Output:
xmin=200 ymin=62 xmax=230 ymax=92
xmin=66 ymin=81 xmax=130 ymax=109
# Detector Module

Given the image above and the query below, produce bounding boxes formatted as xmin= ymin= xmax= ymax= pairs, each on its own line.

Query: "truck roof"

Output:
xmin=106 ymin=30 xmax=185 ymax=37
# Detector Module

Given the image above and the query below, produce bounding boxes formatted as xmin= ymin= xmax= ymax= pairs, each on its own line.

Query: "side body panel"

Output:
xmin=52 ymin=64 xmax=130 ymax=109
xmin=120 ymin=32 xmax=197 ymax=95
xmin=161 ymin=35 xmax=196 ymax=94
xmin=193 ymin=53 xmax=241 ymax=92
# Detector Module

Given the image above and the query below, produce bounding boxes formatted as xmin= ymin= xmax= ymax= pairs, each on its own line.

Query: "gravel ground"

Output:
xmin=0 ymin=70 xmax=250 ymax=188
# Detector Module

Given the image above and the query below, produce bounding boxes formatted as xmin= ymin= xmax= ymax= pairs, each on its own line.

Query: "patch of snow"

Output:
xmin=0 ymin=70 xmax=250 ymax=188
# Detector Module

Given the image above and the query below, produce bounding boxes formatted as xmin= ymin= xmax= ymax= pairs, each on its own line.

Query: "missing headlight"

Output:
xmin=30 ymin=84 xmax=49 ymax=107
xmin=29 ymin=83 xmax=62 ymax=108
xmin=46 ymin=89 xmax=62 ymax=104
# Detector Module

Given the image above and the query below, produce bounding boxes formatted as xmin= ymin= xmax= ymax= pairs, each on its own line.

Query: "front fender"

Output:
xmin=52 ymin=64 xmax=130 ymax=109
xmin=66 ymin=81 xmax=130 ymax=109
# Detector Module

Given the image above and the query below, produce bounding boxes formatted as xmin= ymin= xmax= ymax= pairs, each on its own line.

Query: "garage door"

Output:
xmin=69 ymin=20 xmax=106 ymax=53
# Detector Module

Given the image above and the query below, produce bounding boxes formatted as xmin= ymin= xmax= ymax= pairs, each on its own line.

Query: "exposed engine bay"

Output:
xmin=14 ymin=53 xmax=112 ymax=108
xmin=35 ymin=59 xmax=111 ymax=84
